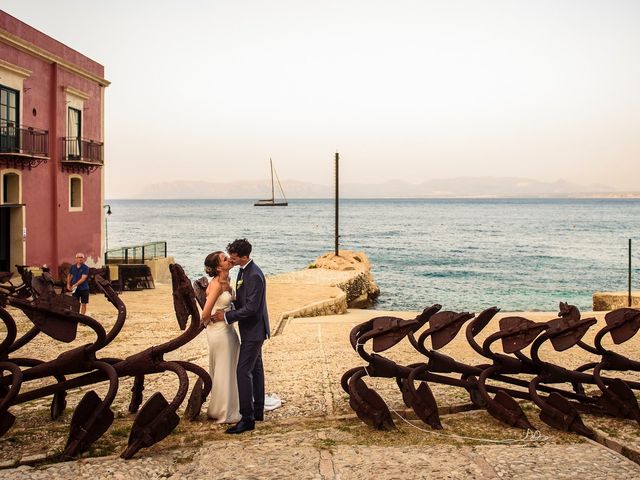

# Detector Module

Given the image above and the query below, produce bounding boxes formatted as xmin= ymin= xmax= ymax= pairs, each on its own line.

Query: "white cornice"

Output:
xmin=0 ymin=57 xmax=31 ymax=78
xmin=64 ymin=85 xmax=90 ymax=101
xmin=0 ymin=28 xmax=110 ymax=87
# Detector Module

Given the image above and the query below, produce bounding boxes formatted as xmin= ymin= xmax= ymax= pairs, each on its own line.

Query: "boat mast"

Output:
xmin=270 ymin=158 xmax=275 ymax=202
xmin=273 ymin=165 xmax=288 ymax=203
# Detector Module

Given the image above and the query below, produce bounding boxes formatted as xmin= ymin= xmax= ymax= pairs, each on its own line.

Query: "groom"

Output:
xmin=213 ymin=238 xmax=270 ymax=434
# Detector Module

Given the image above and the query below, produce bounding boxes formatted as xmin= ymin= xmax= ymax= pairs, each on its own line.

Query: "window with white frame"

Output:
xmin=69 ymin=176 xmax=82 ymax=210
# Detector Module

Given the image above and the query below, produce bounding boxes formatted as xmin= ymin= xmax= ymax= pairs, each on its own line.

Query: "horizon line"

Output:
xmin=105 ymin=194 xmax=640 ymax=201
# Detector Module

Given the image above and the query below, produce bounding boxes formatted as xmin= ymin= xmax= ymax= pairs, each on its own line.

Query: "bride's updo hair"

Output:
xmin=204 ymin=251 xmax=224 ymax=278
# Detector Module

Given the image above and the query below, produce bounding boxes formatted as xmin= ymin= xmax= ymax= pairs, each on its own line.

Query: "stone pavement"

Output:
xmin=3 ymin=429 xmax=640 ymax=479
xmin=2 ymin=280 xmax=640 ymax=478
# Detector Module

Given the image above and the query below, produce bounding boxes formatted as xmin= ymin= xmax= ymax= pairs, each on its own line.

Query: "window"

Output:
xmin=68 ymin=107 xmax=81 ymax=159
xmin=2 ymin=171 xmax=20 ymax=204
xmin=69 ymin=176 xmax=82 ymax=210
xmin=0 ymin=85 xmax=19 ymax=153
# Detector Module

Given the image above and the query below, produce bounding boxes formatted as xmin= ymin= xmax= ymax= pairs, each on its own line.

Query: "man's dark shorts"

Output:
xmin=73 ymin=290 xmax=90 ymax=304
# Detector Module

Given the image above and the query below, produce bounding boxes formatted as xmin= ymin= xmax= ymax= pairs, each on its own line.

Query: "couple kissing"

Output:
xmin=200 ymin=238 xmax=270 ymax=434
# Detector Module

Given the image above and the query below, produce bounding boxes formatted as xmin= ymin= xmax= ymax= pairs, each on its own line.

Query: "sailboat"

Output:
xmin=254 ymin=158 xmax=288 ymax=207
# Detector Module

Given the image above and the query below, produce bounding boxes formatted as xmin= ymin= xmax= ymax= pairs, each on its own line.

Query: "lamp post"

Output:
xmin=104 ymin=204 xmax=112 ymax=264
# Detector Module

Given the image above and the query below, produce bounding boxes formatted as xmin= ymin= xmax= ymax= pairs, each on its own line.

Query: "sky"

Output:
xmin=3 ymin=1 xmax=640 ymax=197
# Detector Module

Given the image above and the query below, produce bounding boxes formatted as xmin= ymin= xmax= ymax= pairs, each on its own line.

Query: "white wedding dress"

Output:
xmin=206 ymin=290 xmax=241 ymax=423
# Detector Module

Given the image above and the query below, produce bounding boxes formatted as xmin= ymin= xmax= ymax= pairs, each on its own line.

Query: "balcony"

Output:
xmin=0 ymin=124 xmax=49 ymax=170
xmin=62 ymin=137 xmax=104 ymax=173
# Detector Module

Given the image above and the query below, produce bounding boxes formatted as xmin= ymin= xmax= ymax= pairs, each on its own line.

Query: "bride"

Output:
xmin=201 ymin=251 xmax=241 ymax=423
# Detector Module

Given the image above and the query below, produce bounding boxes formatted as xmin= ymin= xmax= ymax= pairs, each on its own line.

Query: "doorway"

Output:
xmin=0 ymin=206 xmax=9 ymax=271
xmin=1 ymin=171 xmax=23 ymax=272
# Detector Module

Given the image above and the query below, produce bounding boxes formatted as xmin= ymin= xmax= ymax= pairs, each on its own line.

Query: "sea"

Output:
xmin=106 ymin=198 xmax=640 ymax=313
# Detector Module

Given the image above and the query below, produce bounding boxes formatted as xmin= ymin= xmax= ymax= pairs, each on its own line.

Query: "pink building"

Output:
xmin=0 ymin=10 xmax=109 ymax=277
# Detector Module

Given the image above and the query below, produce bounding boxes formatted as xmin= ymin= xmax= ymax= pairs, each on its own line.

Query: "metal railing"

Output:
xmin=105 ymin=241 xmax=167 ymax=265
xmin=0 ymin=124 xmax=49 ymax=156
xmin=62 ymin=137 xmax=104 ymax=164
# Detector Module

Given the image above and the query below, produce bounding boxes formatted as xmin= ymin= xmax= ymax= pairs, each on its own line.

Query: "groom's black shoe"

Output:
xmin=225 ymin=419 xmax=255 ymax=434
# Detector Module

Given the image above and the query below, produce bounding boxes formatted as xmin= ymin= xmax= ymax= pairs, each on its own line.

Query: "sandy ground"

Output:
xmin=1 ymin=277 xmax=640 ymax=478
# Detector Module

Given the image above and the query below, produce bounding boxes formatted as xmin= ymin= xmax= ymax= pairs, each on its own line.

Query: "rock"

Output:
xmin=593 ymin=291 xmax=640 ymax=310
xmin=0 ymin=459 xmax=19 ymax=468
xmin=313 ymin=251 xmax=370 ymax=271
xmin=312 ymin=251 xmax=380 ymax=308
xmin=20 ymin=453 xmax=47 ymax=464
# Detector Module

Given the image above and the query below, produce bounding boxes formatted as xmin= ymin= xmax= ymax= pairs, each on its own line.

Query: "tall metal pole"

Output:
xmin=335 ymin=151 xmax=339 ymax=256
xmin=104 ymin=205 xmax=112 ymax=264
xmin=629 ymin=238 xmax=632 ymax=307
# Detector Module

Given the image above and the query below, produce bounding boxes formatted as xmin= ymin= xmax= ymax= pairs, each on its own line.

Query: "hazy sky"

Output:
xmin=3 ymin=1 xmax=640 ymax=197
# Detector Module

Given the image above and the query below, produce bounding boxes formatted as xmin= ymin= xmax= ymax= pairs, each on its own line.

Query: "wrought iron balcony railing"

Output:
xmin=62 ymin=137 xmax=104 ymax=165
xmin=0 ymin=124 xmax=49 ymax=157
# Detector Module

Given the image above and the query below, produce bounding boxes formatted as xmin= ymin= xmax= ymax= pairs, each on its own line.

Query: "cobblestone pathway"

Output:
xmin=2 ymin=428 xmax=639 ymax=479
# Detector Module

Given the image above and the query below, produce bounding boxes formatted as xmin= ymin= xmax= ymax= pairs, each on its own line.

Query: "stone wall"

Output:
xmin=336 ymin=271 xmax=378 ymax=308
xmin=145 ymin=256 xmax=175 ymax=284
xmin=274 ymin=292 xmax=348 ymax=335
xmin=593 ymin=291 xmax=640 ymax=311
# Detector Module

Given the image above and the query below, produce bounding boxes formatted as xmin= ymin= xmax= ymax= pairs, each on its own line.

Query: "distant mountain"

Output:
xmin=133 ymin=176 xmax=627 ymax=199
xmin=134 ymin=179 xmax=330 ymax=199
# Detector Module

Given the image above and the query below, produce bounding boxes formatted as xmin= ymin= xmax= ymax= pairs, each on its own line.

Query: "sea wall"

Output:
xmin=593 ymin=291 xmax=640 ymax=311
xmin=269 ymin=250 xmax=380 ymax=335
xmin=312 ymin=251 xmax=380 ymax=308
xmin=274 ymin=293 xmax=348 ymax=335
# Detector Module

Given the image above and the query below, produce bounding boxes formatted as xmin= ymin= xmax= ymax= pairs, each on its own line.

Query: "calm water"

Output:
xmin=106 ymin=198 xmax=640 ymax=312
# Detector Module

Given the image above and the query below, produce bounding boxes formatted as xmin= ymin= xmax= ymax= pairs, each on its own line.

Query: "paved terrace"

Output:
xmin=1 ymin=273 xmax=640 ymax=479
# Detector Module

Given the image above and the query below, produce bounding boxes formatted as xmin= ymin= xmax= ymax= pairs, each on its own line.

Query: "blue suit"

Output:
xmin=225 ymin=260 xmax=270 ymax=420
